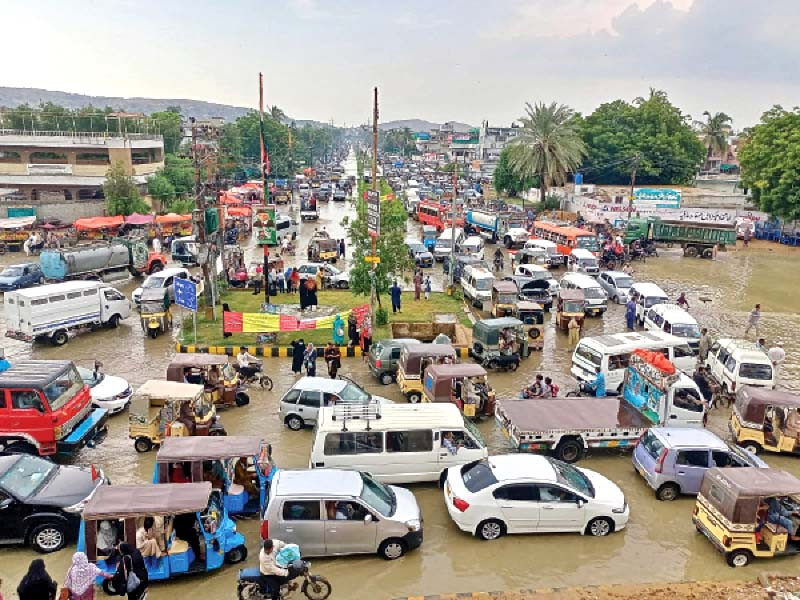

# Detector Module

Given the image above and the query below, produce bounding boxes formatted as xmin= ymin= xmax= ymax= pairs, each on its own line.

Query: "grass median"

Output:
xmin=179 ymin=289 xmax=471 ymax=347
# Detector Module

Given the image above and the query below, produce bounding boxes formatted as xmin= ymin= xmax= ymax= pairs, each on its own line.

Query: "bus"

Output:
xmin=417 ymin=200 xmax=464 ymax=232
xmin=553 ymin=226 xmax=600 ymax=256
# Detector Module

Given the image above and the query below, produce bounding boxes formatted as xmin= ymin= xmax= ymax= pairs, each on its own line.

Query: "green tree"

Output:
xmin=493 ymin=147 xmax=537 ymax=196
xmin=347 ymin=188 xmax=413 ymax=308
xmin=580 ymin=91 xmax=705 ymax=184
xmin=151 ymin=110 xmax=183 ymax=154
xmin=507 ymin=102 xmax=586 ymax=199
xmin=381 ymin=128 xmax=415 ymax=156
xmin=104 ymin=161 xmax=148 ymax=215
xmin=695 ymin=111 xmax=732 ymax=168
xmin=162 ymin=154 xmax=195 ymax=196
xmin=739 ymin=106 xmax=800 ymax=220
xmin=147 ymin=173 xmax=176 ymax=208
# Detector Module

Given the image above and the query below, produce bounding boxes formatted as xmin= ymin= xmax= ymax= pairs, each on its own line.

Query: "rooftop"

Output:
xmin=0 ymin=129 xmax=163 ymax=149
xmin=274 ymin=469 xmax=363 ymax=497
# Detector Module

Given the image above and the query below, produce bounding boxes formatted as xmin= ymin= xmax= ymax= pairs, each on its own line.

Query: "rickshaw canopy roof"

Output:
xmin=156 ymin=436 xmax=264 ymax=463
xmin=701 ymin=467 xmax=800 ymax=523
xmin=426 ymin=363 xmax=487 ymax=380
xmin=736 ymin=386 xmax=800 ymax=423
xmin=168 ymin=354 xmax=229 ymax=368
xmin=132 ymin=380 xmax=204 ymax=413
xmin=476 ymin=317 xmax=523 ymax=329
xmin=83 ymin=482 xmax=212 ymax=519
xmin=400 ymin=343 xmax=457 ymax=372
xmin=139 ymin=288 xmax=168 ymax=303
xmin=492 ymin=281 xmax=518 ymax=294
xmin=517 ymin=301 xmax=544 ymax=311
xmin=559 ymin=289 xmax=585 ymax=301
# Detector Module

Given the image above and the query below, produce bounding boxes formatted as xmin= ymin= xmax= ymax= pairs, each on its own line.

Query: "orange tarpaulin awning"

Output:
xmin=74 ymin=215 xmax=125 ymax=231
xmin=155 ymin=213 xmax=192 ymax=225
xmin=227 ymin=206 xmax=252 ymax=217
xmin=219 ymin=193 xmax=242 ymax=205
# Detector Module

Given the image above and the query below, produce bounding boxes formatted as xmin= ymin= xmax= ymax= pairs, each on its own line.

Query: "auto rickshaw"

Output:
xmin=516 ymin=301 xmax=545 ymax=350
xmin=730 ymin=387 xmax=800 ymax=455
xmin=423 ymin=363 xmax=495 ymax=419
xmin=77 ymin=482 xmax=247 ymax=589
xmin=693 ymin=467 xmax=800 ymax=567
xmin=153 ymin=436 xmax=277 ymax=516
xmin=310 ymin=236 xmax=338 ymax=263
xmin=396 ymin=343 xmax=457 ymax=403
xmin=139 ymin=287 xmax=172 ymax=339
xmin=471 ymin=317 xmax=529 ymax=371
xmin=166 ymin=354 xmax=249 ymax=408
xmin=556 ymin=288 xmax=586 ymax=331
xmin=422 ymin=225 xmax=438 ymax=251
xmin=491 ymin=281 xmax=519 ymax=317
xmin=129 ymin=380 xmax=225 ymax=453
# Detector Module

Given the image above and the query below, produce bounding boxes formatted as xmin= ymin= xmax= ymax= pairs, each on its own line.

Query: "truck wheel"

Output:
xmin=50 ymin=330 xmax=68 ymax=346
xmin=685 ymin=246 xmax=699 ymax=258
xmin=106 ymin=315 xmax=120 ymax=329
xmin=702 ymin=248 xmax=714 ymax=259
xmin=149 ymin=262 xmax=164 ymax=274
xmin=337 ymin=281 xmax=348 ymax=289
xmin=134 ymin=437 xmax=153 ymax=453
xmin=555 ymin=439 xmax=583 ymax=463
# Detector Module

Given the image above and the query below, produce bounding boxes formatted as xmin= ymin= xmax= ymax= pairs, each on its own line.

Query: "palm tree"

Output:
xmin=507 ymin=102 xmax=586 ymax=201
xmin=634 ymin=87 xmax=668 ymax=106
xmin=696 ymin=111 xmax=732 ymax=168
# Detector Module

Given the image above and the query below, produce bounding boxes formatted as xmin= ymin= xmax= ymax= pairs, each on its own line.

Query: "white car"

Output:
xmin=77 ymin=367 xmax=132 ymax=414
xmin=132 ymin=267 xmax=191 ymax=307
xmin=296 ymin=263 xmax=349 ymax=289
xmin=443 ymin=454 xmax=629 ymax=540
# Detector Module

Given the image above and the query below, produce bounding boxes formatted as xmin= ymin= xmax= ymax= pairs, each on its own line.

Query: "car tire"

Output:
xmin=134 ymin=437 xmax=153 ymax=453
xmin=555 ymin=438 xmax=584 ymax=463
xmin=149 ymin=263 xmax=164 ymax=274
xmin=338 ymin=281 xmax=348 ymax=289
xmin=476 ymin=519 xmax=505 ymax=541
xmin=726 ymin=549 xmax=752 ymax=568
xmin=107 ymin=314 xmax=120 ymax=329
xmin=407 ymin=392 xmax=422 ymax=404
xmin=378 ymin=538 xmax=406 ymax=560
xmin=286 ymin=415 xmax=304 ymax=431
xmin=586 ymin=517 xmax=614 ymax=537
xmin=741 ymin=441 xmax=762 ymax=455
xmin=380 ymin=373 xmax=394 ymax=385
xmin=656 ymin=483 xmax=680 ymax=501
xmin=29 ymin=522 xmax=67 ymax=553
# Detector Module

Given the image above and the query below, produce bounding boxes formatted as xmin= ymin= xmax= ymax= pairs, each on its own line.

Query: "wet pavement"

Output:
xmin=1 ymin=151 xmax=800 ymax=598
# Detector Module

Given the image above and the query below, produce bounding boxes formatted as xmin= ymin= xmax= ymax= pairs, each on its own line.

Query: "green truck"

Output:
xmin=625 ymin=218 xmax=737 ymax=258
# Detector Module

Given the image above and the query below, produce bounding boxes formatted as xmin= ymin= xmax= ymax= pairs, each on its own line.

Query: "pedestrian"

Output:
xmin=744 ymin=303 xmax=761 ymax=337
xmin=281 ymin=236 xmax=289 ymax=255
xmin=625 ymin=298 xmax=636 ymax=331
xmin=324 ymin=342 xmax=341 ymax=379
xmin=568 ymin=316 xmax=581 ymax=347
xmin=307 ymin=245 xmax=313 ymax=261
xmin=284 ymin=267 xmax=293 ymax=293
xmin=414 ymin=271 xmax=422 ymax=301
xmin=252 ymin=264 xmax=262 ymax=295
xmin=541 ymin=376 xmax=552 ymax=398
xmin=698 ymin=328 xmax=711 ymax=363
xmin=290 ymin=339 xmax=305 ymax=375
xmin=757 ymin=338 xmax=767 ymax=352
xmin=676 ymin=292 xmax=690 ymax=310
xmin=152 ymin=236 xmax=162 ymax=254
xmin=17 ymin=559 xmax=57 ymax=600
xmin=303 ymin=343 xmax=317 ymax=377
xmin=315 ymin=269 xmax=324 ymax=292
xmin=290 ymin=268 xmax=300 ymax=294
xmin=743 ymin=228 xmax=751 ymax=247
xmin=63 ymin=551 xmax=111 ymax=600
xmin=332 ymin=314 xmax=345 ymax=345
xmin=339 ymin=238 xmax=346 ymax=259
xmin=360 ymin=314 xmax=373 ymax=355
xmin=390 ymin=280 xmax=402 ymax=313
xmin=305 ymin=277 xmax=318 ymax=309
xmin=277 ymin=270 xmax=285 ymax=293
xmin=112 ymin=543 xmax=148 ymax=600
xmin=0 ymin=348 xmax=10 ymax=373
xmin=768 ymin=342 xmax=786 ymax=383
xmin=545 ymin=377 xmax=559 ymax=397
xmin=347 ymin=313 xmax=359 ymax=347
xmin=424 ymin=275 xmax=432 ymax=300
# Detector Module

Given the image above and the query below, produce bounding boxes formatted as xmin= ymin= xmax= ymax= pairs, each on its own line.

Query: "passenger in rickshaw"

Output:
xmin=234 ymin=456 xmax=259 ymax=497
xmin=169 ymin=462 xmax=191 ymax=483
xmin=463 ymin=376 xmax=483 ymax=410
xmin=97 ymin=520 xmax=120 ymax=559
xmin=183 ymin=367 xmax=203 ymax=385
xmin=206 ymin=365 xmax=224 ymax=399
xmin=136 ymin=516 xmax=165 ymax=558
xmin=203 ymin=460 xmax=226 ymax=489
xmin=760 ymin=497 xmax=800 ymax=541
xmin=176 ymin=402 xmax=197 ymax=435
xmin=172 ymin=512 xmax=205 ymax=561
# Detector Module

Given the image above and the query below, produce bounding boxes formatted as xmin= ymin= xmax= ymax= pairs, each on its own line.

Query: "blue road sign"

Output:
xmin=174 ymin=278 xmax=198 ymax=311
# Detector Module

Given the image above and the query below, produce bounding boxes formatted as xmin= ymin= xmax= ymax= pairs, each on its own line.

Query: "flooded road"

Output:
xmin=2 ymin=160 xmax=800 ymax=597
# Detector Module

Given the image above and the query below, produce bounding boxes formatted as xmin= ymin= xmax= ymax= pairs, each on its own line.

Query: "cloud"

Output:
xmin=288 ymin=0 xmax=328 ymax=20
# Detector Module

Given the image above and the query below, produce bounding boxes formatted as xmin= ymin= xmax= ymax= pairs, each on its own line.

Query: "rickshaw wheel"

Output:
xmin=134 ymin=437 xmax=153 ymax=453
xmin=235 ymin=391 xmax=250 ymax=407
xmin=507 ymin=361 xmax=519 ymax=372
xmin=740 ymin=441 xmax=761 ymax=455
xmin=726 ymin=549 xmax=752 ymax=568
xmin=259 ymin=375 xmax=274 ymax=391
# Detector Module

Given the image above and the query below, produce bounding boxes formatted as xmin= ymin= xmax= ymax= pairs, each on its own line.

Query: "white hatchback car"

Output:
xmin=444 ymin=455 xmax=629 ymax=540
xmin=77 ymin=367 xmax=133 ymax=414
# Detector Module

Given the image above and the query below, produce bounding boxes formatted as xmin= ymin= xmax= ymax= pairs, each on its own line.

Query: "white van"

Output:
xmin=309 ymin=403 xmax=488 ymax=485
xmin=569 ymin=248 xmax=600 ymax=276
xmin=511 ymin=264 xmax=559 ymax=295
xmin=524 ymin=239 xmax=564 ymax=268
xmin=705 ymin=338 xmax=776 ymax=394
xmin=630 ymin=282 xmax=669 ymax=324
xmin=560 ymin=272 xmax=607 ymax=315
xmin=434 ymin=228 xmax=465 ymax=262
xmin=461 ymin=236 xmax=485 ymax=260
xmin=571 ymin=330 xmax=697 ymax=391
xmin=644 ymin=304 xmax=701 ymax=350
xmin=275 ymin=214 xmax=298 ymax=241
xmin=460 ymin=265 xmax=495 ymax=308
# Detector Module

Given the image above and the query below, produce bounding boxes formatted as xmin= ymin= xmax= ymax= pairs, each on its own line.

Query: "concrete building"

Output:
xmin=477 ymin=121 xmax=521 ymax=176
xmin=0 ymin=130 xmax=163 ymax=219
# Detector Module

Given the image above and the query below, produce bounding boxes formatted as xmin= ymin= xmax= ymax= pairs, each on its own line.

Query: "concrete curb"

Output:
xmin=175 ymin=343 xmax=471 ymax=359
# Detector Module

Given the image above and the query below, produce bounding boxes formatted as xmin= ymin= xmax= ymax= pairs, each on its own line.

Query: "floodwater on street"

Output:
xmin=1 ymin=157 xmax=800 ymax=598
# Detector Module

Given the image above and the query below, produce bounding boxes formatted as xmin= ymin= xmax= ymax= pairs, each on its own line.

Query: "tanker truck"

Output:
xmin=39 ymin=238 xmax=166 ymax=281
xmin=465 ymin=209 xmax=529 ymax=248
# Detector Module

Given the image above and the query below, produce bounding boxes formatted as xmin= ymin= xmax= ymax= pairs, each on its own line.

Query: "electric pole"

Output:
xmin=627 ymin=153 xmax=641 ymax=221
xmin=449 ymin=156 xmax=458 ymax=291
xmin=191 ymin=118 xmax=213 ymax=309
xmin=370 ymin=87 xmax=379 ymax=319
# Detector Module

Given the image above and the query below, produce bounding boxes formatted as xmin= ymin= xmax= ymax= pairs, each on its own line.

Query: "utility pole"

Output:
xmin=448 ymin=155 xmax=458 ymax=291
xmin=627 ymin=153 xmax=641 ymax=221
xmin=192 ymin=118 xmax=213 ymax=309
xmin=259 ymin=72 xmax=272 ymax=302
xmin=370 ymin=87 xmax=379 ymax=320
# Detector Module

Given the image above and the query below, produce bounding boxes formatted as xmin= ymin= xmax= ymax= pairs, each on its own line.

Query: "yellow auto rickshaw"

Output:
xmin=422 ymin=363 xmax=495 ymax=418
xmin=491 ymin=281 xmax=518 ymax=317
xmin=129 ymin=380 xmax=225 ymax=453
xmin=693 ymin=467 xmax=800 ymax=567
xmin=139 ymin=287 xmax=172 ymax=339
xmin=396 ymin=343 xmax=457 ymax=403
xmin=515 ymin=301 xmax=545 ymax=350
xmin=730 ymin=387 xmax=800 ymax=455
xmin=556 ymin=289 xmax=586 ymax=332
xmin=165 ymin=355 xmax=250 ymax=408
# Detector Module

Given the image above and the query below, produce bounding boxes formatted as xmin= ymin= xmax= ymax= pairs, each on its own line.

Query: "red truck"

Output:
xmin=0 ymin=360 xmax=108 ymax=457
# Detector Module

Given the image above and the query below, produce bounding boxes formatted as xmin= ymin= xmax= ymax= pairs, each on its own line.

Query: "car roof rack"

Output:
xmin=332 ymin=401 xmax=382 ymax=432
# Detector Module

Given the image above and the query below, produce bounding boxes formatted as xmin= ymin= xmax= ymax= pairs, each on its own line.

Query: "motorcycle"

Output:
xmin=237 ymin=560 xmax=332 ymax=600
xmin=643 ymin=241 xmax=659 ymax=258
xmin=493 ymin=256 xmax=504 ymax=272
xmin=565 ymin=381 xmax=619 ymax=397
xmin=233 ymin=361 xmax=274 ymax=391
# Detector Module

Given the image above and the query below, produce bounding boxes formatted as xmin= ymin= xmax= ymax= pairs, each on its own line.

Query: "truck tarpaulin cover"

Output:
xmin=632 ymin=349 xmax=676 ymax=374
xmin=155 ymin=213 xmax=192 ymax=225
xmin=74 ymin=216 xmax=125 ymax=231
xmin=224 ymin=304 xmax=369 ymax=333
xmin=124 ymin=213 xmax=154 ymax=225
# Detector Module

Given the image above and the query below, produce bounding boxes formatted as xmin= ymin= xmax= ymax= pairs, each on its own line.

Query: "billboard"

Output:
xmin=633 ymin=188 xmax=681 ymax=208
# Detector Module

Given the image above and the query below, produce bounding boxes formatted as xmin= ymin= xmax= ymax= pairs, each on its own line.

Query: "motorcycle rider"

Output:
xmin=237 ymin=348 xmax=260 ymax=380
xmin=259 ymin=539 xmax=302 ymax=599
xmin=583 ymin=367 xmax=606 ymax=397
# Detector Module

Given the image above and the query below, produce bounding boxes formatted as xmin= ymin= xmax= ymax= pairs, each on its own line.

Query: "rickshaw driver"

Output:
xmin=761 ymin=497 xmax=800 ymax=541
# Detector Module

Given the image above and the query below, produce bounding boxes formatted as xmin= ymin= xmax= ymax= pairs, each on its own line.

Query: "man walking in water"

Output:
xmin=744 ymin=304 xmax=761 ymax=337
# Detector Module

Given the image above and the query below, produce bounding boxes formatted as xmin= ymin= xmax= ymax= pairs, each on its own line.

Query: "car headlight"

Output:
xmin=406 ymin=519 xmax=421 ymax=532
xmin=612 ymin=501 xmax=627 ymax=514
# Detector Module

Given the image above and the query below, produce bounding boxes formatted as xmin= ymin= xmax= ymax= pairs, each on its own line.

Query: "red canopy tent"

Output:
xmin=155 ymin=213 xmax=192 ymax=225
xmin=125 ymin=213 xmax=154 ymax=225
xmin=226 ymin=206 xmax=252 ymax=217
xmin=74 ymin=216 xmax=125 ymax=231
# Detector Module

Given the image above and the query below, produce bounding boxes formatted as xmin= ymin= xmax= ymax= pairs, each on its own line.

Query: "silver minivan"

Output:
xmin=261 ymin=469 xmax=423 ymax=560
xmin=598 ymin=271 xmax=634 ymax=304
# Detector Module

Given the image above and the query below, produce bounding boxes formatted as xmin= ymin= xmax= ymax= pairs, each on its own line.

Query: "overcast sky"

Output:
xmin=5 ymin=0 xmax=799 ymax=129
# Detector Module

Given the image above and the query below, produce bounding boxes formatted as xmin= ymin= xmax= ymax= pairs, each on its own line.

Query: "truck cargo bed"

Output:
xmin=498 ymin=397 xmax=650 ymax=433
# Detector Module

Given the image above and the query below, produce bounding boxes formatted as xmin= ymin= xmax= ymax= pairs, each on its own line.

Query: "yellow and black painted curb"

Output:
xmin=175 ymin=343 xmax=470 ymax=359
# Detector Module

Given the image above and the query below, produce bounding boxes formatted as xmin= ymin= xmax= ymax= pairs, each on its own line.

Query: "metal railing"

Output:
xmin=0 ymin=129 xmax=163 ymax=142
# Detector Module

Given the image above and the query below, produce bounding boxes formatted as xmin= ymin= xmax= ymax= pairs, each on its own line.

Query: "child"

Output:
xmin=424 ymin=276 xmax=432 ymax=300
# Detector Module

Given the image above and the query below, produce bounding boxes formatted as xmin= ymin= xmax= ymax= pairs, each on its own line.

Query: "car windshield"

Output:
xmin=614 ymin=277 xmax=634 ymax=289
xmin=461 ymin=460 xmax=498 ymax=492
xmin=740 ymin=363 xmax=773 ymax=380
xmin=645 ymin=296 xmax=668 ymax=308
xmin=0 ymin=455 xmax=56 ymax=498
xmin=576 ymin=236 xmax=599 ymax=251
xmin=475 ymin=279 xmax=493 ymax=291
xmin=339 ymin=382 xmax=370 ymax=403
xmin=143 ymin=276 xmax=166 ymax=289
xmin=1 ymin=266 xmax=25 ymax=276
xmin=77 ymin=367 xmax=105 ymax=388
xmin=575 ymin=344 xmax=602 ymax=367
xmin=548 ymin=457 xmax=595 ymax=498
xmin=43 ymin=366 xmax=85 ymax=411
xmin=360 ymin=473 xmax=395 ymax=517
xmin=672 ymin=323 xmax=701 ymax=338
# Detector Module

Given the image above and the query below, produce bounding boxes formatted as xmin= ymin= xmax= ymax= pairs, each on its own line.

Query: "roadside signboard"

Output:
xmin=174 ymin=278 xmax=198 ymax=312
xmin=633 ymin=188 xmax=681 ymax=209
xmin=367 ymin=190 xmax=380 ymax=237
xmin=364 ymin=256 xmax=381 ymax=264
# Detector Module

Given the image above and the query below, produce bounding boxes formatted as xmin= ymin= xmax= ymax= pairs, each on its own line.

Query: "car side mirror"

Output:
xmin=364 ymin=514 xmax=373 ymax=523
xmin=0 ymin=498 xmax=13 ymax=509
xmin=576 ymin=499 xmax=585 ymax=508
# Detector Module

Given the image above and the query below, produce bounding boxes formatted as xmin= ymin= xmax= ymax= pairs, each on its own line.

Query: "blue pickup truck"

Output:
xmin=0 ymin=262 xmax=43 ymax=292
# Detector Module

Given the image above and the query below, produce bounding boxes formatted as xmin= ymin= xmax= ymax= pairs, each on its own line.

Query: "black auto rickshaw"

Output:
xmin=166 ymin=355 xmax=249 ymax=408
xmin=515 ymin=301 xmax=545 ymax=350
xmin=471 ymin=317 xmax=529 ymax=371
xmin=519 ymin=279 xmax=553 ymax=311
xmin=139 ymin=287 xmax=172 ymax=339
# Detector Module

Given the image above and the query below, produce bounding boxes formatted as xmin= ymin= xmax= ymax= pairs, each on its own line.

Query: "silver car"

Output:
xmin=598 ymin=271 xmax=634 ymax=304
xmin=262 ymin=469 xmax=423 ymax=560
